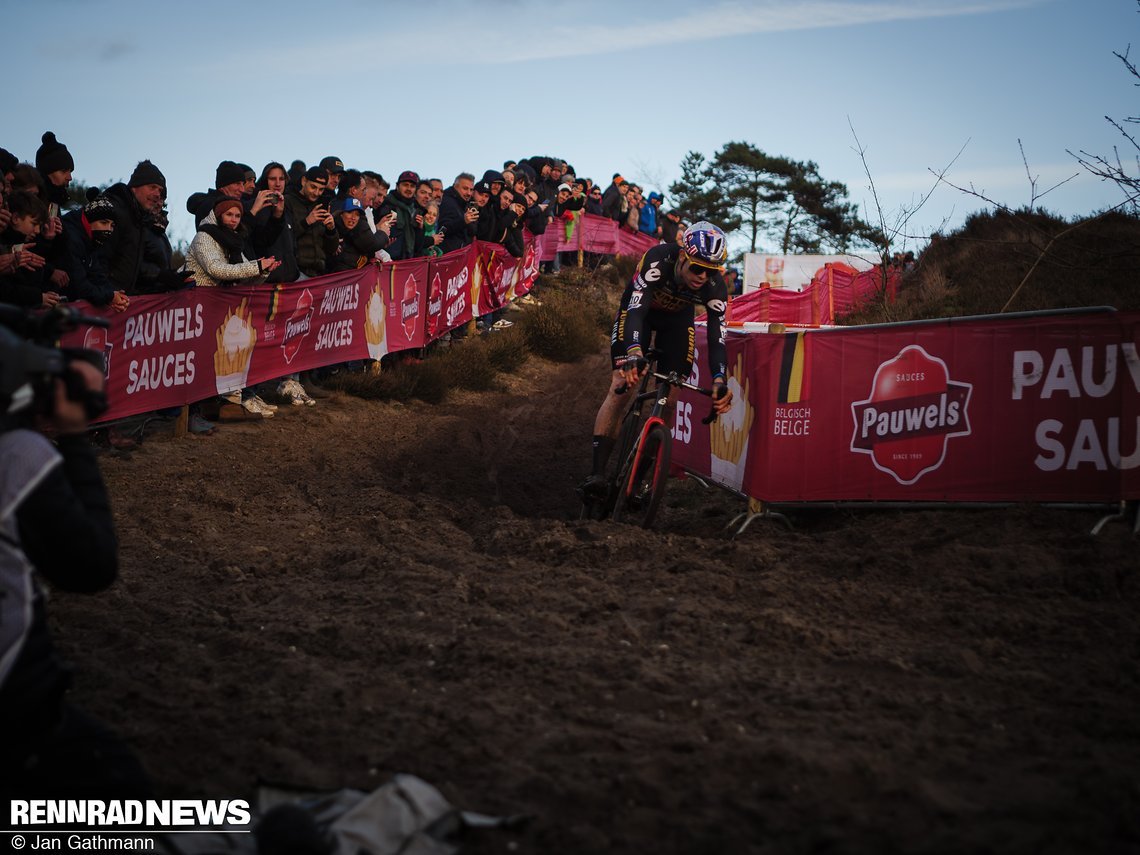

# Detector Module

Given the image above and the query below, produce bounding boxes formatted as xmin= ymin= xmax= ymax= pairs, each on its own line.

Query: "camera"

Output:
xmin=0 ymin=303 xmax=110 ymax=429
xmin=266 ymin=193 xmax=281 ymax=204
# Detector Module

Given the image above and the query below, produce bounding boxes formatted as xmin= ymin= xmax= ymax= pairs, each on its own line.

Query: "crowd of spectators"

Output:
xmin=0 ymin=133 xmax=694 ymax=438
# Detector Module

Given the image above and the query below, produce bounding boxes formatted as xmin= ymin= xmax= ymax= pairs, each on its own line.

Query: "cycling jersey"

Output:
xmin=611 ymin=243 xmax=729 ymax=380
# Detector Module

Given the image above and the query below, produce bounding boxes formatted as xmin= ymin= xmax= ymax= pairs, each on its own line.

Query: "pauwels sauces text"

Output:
xmin=1013 ymin=343 xmax=1140 ymax=471
xmin=123 ymin=305 xmax=204 ymax=394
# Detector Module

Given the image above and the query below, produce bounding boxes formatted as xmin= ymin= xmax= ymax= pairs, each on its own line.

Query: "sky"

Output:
xmin=5 ymin=0 xmax=1138 ymax=255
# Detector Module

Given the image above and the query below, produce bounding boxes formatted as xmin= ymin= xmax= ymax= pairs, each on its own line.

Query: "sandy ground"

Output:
xmin=49 ymin=349 xmax=1140 ymax=854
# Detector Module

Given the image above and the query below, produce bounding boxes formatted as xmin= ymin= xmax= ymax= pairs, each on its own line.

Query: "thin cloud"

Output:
xmin=473 ymin=0 xmax=1048 ymax=64
xmin=233 ymin=0 xmax=1045 ymax=73
xmin=99 ymin=40 xmax=136 ymax=61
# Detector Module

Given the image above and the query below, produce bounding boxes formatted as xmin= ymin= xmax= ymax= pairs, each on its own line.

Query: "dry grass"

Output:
xmin=331 ymin=266 xmax=619 ymax=403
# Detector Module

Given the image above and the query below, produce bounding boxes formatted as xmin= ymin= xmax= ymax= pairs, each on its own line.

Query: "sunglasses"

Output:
xmin=685 ymin=255 xmax=723 ymax=276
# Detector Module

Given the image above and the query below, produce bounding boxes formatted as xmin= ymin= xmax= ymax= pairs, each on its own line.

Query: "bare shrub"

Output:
xmin=483 ymin=325 xmax=529 ymax=373
xmin=844 ymin=208 xmax=1140 ymax=324
xmin=331 ymin=358 xmax=447 ymax=404
xmin=518 ymin=290 xmax=604 ymax=362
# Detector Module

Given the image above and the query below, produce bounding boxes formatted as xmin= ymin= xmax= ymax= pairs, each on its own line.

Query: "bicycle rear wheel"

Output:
xmin=611 ymin=422 xmax=671 ymax=529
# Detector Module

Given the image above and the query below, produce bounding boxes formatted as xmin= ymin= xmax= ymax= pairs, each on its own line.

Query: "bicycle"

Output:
xmin=581 ymin=348 xmax=723 ymax=529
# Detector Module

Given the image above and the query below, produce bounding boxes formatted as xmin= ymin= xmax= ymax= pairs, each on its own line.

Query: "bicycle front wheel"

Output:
xmin=611 ymin=422 xmax=672 ymax=529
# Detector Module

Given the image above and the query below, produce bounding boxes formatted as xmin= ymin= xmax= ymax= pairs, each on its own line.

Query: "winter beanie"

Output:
xmin=35 ymin=132 xmax=74 ymax=175
xmin=128 ymin=160 xmax=167 ymax=189
xmin=83 ymin=187 xmax=117 ymax=224
xmin=215 ymin=160 xmax=247 ymax=189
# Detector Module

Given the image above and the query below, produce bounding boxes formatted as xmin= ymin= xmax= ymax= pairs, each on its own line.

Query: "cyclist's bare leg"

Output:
xmin=593 ymin=369 xmax=629 ymax=439
xmin=584 ymin=369 xmax=631 ymax=487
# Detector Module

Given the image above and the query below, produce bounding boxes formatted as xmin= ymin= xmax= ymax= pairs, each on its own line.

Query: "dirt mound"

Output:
xmin=51 ymin=351 xmax=1139 ymax=854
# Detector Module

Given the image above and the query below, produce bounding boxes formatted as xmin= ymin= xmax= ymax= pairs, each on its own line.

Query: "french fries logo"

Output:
xmin=709 ymin=352 xmax=755 ymax=491
xmin=365 ymin=284 xmax=386 ymax=360
xmin=214 ymin=298 xmax=256 ymax=395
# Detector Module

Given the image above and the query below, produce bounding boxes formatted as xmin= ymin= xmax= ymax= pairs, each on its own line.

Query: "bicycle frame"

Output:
xmin=609 ymin=354 xmax=719 ymax=526
xmin=619 ymin=380 xmax=673 ymax=501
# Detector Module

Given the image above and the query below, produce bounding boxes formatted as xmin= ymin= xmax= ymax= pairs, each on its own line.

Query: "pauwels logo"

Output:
xmin=281 ymin=288 xmax=314 ymax=364
xmin=83 ymin=325 xmax=112 ymax=379
xmin=850 ymin=345 xmax=972 ymax=485
xmin=426 ymin=271 xmax=443 ymax=338
xmin=401 ymin=274 xmax=420 ymax=339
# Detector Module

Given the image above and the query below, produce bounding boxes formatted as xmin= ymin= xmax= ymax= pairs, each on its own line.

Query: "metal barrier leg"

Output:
xmin=726 ymin=497 xmax=793 ymax=537
xmin=1090 ymin=501 xmax=1139 ymax=537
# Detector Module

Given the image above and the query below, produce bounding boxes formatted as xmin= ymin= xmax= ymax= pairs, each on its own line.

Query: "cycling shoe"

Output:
xmin=578 ymin=474 xmax=609 ymax=500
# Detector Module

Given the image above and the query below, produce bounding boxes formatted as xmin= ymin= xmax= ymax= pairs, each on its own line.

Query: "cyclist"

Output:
xmin=581 ymin=221 xmax=735 ymax=498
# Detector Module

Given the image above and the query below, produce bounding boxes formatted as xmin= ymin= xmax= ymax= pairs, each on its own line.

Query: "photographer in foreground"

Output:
xmin=0 ymin=316 xmax=150 ymax=797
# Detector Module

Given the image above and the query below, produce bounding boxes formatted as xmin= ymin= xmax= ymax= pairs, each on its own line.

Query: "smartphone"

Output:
xmin=438 ymin=227 xmax=446 ymax=235
xmin=48 ymin=202 xmax=60 ymax=220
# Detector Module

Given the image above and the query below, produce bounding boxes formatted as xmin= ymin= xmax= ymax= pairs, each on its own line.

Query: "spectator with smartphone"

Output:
xmin=283 ymin=166 xmax=338 ymax=279
xmin=251 ymin=162 xmax=298 ymax=284
xmin=330 ymin=197 xmax=390 ymax=272
xmin=251 ymin=162 xmax=319 ymax=408
xmin=378 ymin=170 xmax=420 ymax=260
xmin=438 ymin=172 xmax=478 ymax=255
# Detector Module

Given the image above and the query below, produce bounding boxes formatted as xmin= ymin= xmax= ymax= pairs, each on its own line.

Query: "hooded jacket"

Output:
xmin=61 ymin=209 xmax=116 ymax=306
xmin=639 ymin=193 xmax=662 ymax=236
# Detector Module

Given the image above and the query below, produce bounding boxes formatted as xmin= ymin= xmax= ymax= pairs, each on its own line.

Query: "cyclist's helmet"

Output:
xmin=681 ymin=221 xmax=728 ymax=271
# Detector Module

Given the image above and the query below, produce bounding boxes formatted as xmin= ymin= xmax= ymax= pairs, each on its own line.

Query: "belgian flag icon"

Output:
xmin=777 ymin=331 xmax=810 ymax=404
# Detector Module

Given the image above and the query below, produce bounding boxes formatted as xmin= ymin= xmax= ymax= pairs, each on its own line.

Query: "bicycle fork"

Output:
xmin=623 ymin=413 xmax=668 ymax=501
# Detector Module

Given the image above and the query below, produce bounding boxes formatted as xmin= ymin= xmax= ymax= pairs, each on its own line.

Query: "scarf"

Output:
xmin=199 ymin=223 xmax=245 ymax=263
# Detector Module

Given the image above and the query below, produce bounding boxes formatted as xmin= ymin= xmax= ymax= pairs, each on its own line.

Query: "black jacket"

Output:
xmin=438 ymin=187 xmax=476 ymax=255
xmin=329 ymin=218 xmax=388 ymax=273
xmin=378 ymin=192 xmax=416 ymax=260
xmin=283 ymin=190 xmax=338 ymax=278
xmin=61 ymin=210 xmax=117 ymax=306
xmin=103 ymin=183 xmax=156 ymax=294
xmin=251 ymin=206 xmax=300 ymax=284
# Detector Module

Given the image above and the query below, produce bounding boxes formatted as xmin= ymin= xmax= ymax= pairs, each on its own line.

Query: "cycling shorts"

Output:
xmin=610 ymin=308 xmax=696 ymax=378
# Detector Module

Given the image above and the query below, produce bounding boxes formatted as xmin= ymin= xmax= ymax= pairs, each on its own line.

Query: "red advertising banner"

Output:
xmin=60 ymin=240 xmax=546 ymax=422
xmin=534 ymin=212 xmax=659 ymax=261
xmin=475 ymin=245 xmax=511 ymax=316
xmin=723 ymin=264 xmax=900 ymax=327
xmin=380 ymin=259 xmax=429 ymax=352
xmin=65 ymin=267 xmax=378 ymax=421
xmin=427 ymin=250 xmax=475 ymax=340
xmin=673 ymin=309 xmax=1140 ymax=503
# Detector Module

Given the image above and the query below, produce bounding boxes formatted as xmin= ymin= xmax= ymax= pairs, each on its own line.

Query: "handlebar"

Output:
xmin=614 ymin=354 xmax=727 ymax=424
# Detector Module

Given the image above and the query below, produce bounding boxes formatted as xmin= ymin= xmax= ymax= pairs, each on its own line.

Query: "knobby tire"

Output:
xmin=612 ymin=422 xmax=671 ymax=529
